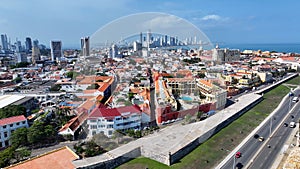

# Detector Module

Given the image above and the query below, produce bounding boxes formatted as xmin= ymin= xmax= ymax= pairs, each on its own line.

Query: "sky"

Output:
xmin=1 ymin=0 xmax=300 ymax=48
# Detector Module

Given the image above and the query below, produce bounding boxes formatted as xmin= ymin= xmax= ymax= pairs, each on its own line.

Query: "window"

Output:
xmin=92 ymin=131 xmax=96 ymax=136
xmin=22 ymin=121 xmax=26 ymax=124
xmin=90 ymin=120 xmax=97 ymax=123
xmin=16 ymin=122 xmax=20 ymax=126
xmin=3 ymin=125 xmax=6 ymax=129
xmin=108 ymin=130 xmax=113 ymax=135
xmin=90 ymin=125 xmax=97 ymax=129
xmin=107 ymin=124 xmax=113 ymax=128
xmin=4 ymin=132 xmax=8 ymax=138
xmin=98 ymin=125 xmax=105 ymax=128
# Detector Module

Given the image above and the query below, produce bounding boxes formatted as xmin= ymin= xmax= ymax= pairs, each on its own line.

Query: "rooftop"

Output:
xmin=0 ymin=115 xmax=26 ymax=126
xmin=6 ymin=146 xmax=79 ymax=169
xmin=0 ymin=95 xmax=26 ymax=108
xmin=88 ymin=105 xmax=141 ymax=119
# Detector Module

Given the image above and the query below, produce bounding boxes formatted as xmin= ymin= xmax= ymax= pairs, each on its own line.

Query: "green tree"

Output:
xmin=66 ymin=71 xmax=79 ymax=79
xmin=14 ymin=147 xmax=31 ymax=161
xmin=197 ymin=111 xmax=203 ymax=119
xmin=50 ymin=84 xmax=61 ymax=91
xmin=0 ymin=146 xmax=14 ymax=168
xmin=197 ymin=72 xmax=206 ymax=78
xmin=27 ymin=121 xmax=56 ymax=144
xmin=13 ymin=77 xmax=22 ymax=83
xmin=0 ymin=105 xmax=26 ymax=119
xmin=11 ymin=128 xmax=28 ymax=147
xmin=86 ymin=83 xmax=100 ymax=90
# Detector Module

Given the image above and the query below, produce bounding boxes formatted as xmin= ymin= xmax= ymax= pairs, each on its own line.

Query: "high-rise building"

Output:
xmin=15 ymin=40 xmax=22 ymax=52
xmin=33 ymin=39 xmax=39 ymax=48
xmin=16 ymin=53 xmax=27 ymax=63
xmin=80 ymin=37 xmax=90 ymax=56
xmin=50 ymin=40 xmax=62 ymax=61
xmin=111 ymin=44 xmax=118 ymax=58
xmin=1 ymin=34 xmax=8 ymax=51
xmin=32 ymin=46 xmax=41 ymax=64
xmin=25 ymin=37 xmax=32 ymax=52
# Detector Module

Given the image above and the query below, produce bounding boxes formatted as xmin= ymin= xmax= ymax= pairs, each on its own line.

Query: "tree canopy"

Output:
xmin=0 ymin=105 xmax=26 ymax=119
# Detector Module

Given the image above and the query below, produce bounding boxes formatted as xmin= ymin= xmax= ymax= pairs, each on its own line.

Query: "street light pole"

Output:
xmin=233 ymin=156 xmax=236 ymax=169
xmin=269 ymin=118 xmax=272 ymax=137
xmin=269 ymin=117 xmax=276 ymax=137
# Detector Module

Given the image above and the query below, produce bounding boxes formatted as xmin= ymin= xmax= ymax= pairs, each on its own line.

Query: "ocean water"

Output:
xmin=219 ymin=43 xmax=300 ymax=54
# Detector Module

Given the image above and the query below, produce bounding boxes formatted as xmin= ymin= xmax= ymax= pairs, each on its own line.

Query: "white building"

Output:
xmin=0 ymin=115 xmax=28 ymax=148
xmin=87 ymin=105 xmax=149 ymax=138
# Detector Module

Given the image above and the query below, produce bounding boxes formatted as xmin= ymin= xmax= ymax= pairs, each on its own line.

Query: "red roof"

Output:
xmin=59 ymin=111 xmax=88 ymax=132
xmin=88 ymin=105 xmax=141 ymax=120
xmin=0 ymin=115 xmax=26 ymax=126
xmin=6 ymin=146 xmax=78 ymax=169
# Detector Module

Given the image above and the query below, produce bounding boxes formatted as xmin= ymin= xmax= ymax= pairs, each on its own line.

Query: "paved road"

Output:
xmin=220 ymin=89 xmax=300 ymax=169
xmin=248 ymin=100 xmax=300 ymax=169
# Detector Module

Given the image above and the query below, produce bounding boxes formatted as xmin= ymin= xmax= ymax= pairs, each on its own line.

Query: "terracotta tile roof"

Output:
xmin=59 ymin=111 xmax=88 ymax=132
xmin=6 ymin=146 xmax=79 ymax=169
xmin=98 ymin=83 xmax=110 ymax=92
xmin=79 ymin=100 xmax=96 ymax=111
xmin=88 ymin=105 xmax=141 ymax=120
xmin=199 ymin=79 xmax=212 ymax=88
xmin=0 ymin=115 xmax=26 ymax=126
xmin=83 ymin=89 xmax=98 ymax=94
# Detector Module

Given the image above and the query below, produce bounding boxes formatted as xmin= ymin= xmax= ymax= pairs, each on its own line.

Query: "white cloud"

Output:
xmin=142 ymin=15 xmax=183 ymax=29
xmin=201 ymin=14 xmax=222 ymax=21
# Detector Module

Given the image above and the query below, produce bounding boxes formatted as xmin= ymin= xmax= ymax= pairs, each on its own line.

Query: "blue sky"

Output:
xmin=0 ymin=0 xmax=299 ymax=48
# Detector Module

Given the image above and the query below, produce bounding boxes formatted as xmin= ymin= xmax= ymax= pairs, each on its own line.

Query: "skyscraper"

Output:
xmin=33 ymin=39 xmax=39 ymax=48
xmin=50 ymin=40 xmax=62 ymax=61
xmin=32 ymin=46 xmax=41 ymax=64
xmin=15 ymin=40 xmax=22 ymax=52
xmin=1 ymin=34 xmax=8 ymax=51
xmin=80 ymin=37 xmax=90 ymax=56
xmin=25 ymin=37 xmax=32 ymax=52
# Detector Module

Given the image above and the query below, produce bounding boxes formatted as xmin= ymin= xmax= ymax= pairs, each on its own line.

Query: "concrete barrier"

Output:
xmin=74 ymin=147 xmax=141 ymax=169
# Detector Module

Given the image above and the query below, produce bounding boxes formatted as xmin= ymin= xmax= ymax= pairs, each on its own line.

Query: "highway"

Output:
xmin=248 ymin=99 xmax=300 ymax=169
xmin=220 ymin=89 xmax=300 ymax=169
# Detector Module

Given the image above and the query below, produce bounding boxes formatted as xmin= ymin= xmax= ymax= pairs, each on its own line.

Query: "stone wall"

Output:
xmin=75 ymin=147 xmax=141 ymax=169
xmin=169 ymin=96 xmax=263 ymax=165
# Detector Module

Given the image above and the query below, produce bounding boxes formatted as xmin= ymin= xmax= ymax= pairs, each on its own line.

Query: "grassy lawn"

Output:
xmin=284 ymin=75 xmax=300 ymax=85
xmin=118 ymin=84 xmax=291 ymax=169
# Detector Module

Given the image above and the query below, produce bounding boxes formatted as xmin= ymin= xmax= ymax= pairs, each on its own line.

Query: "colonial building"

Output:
xmin=87 ymin=105 xmax=149 ymax=138
xmin=212 ymin=45 xmax=240 ymax=63
xmin=197 ymin=79 xmax=227 ymax=109
xmin=0 ymin=115 xmax=28 ymax=148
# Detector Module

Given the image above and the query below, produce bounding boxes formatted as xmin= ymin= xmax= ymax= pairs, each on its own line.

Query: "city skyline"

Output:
xmin=1 ymin=0 xmax=300 ymax=48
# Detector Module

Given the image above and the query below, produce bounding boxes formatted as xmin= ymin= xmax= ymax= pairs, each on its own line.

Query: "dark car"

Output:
xmin=284 ymin=123 xmax=288 ymax=127
xmin=254 ymin=134 xmax=259 ymax=139
xmin=236 ymin=162 xmax=243 ymax=169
